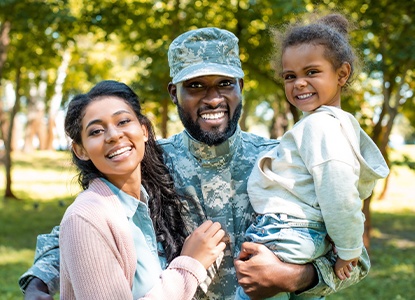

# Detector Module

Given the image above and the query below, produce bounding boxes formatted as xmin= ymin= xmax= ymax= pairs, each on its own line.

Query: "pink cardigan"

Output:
xmin=60 ymin=178 xmax=206 ymax=299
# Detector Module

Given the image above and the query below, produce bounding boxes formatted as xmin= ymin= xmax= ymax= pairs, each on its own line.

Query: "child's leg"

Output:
xmin=236 ymin=214 xmax=330 ymax=300
xmin=245 ymin=214 xmax=330 ymax=264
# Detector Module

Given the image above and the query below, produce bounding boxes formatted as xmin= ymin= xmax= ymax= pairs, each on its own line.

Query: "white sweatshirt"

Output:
xmin=248 ymin=106 xmax=389 ymax=260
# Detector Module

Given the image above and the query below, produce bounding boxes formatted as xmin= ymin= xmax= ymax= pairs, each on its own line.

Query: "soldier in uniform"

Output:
xmin=20 ymin=27 xmax=370 ymax=300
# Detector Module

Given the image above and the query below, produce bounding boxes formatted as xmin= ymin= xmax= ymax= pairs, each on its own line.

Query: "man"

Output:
xmin=20 ymin=27 xmax=370 ymax=300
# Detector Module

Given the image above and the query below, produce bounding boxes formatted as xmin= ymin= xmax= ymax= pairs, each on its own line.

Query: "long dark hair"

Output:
xmin=64 ymin=80 xmax=187 ymax=262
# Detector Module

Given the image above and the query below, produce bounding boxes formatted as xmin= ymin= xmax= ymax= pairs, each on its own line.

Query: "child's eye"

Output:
xmin=283 ymin=74 xmax=295 ymax=80
xmin=307 ymin=70 xmax=318 ymax=76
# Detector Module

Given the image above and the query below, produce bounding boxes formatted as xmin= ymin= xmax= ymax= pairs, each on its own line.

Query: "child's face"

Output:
xmin=73 ymin=96 xmax=148 ymax=184
xmin=282 ymin=43 xmax=350 ymax=112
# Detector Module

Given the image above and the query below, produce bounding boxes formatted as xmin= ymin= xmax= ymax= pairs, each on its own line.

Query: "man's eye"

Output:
xmin=189 ymin=82 xmax=203 ymax=88
xmin=219 ymin=81 xmax=232 ymax=87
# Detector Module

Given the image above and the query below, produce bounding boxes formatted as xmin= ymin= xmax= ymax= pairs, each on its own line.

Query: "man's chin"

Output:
xmin=197 ymin=126 xmax=236 ymax=146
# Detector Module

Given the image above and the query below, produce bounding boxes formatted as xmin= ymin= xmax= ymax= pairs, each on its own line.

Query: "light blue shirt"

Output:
xmin=103 ymin=179 xmax=163 ymax=299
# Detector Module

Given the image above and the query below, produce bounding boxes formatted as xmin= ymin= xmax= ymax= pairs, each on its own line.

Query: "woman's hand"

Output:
xmin=181 ymin=220 xmax=226 ymax=269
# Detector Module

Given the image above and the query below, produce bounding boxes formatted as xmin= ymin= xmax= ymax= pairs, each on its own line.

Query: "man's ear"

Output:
xmin=238 ymin=78 xmax=244 ymax=92
xmin=167 ymin=82 xmax=178 ymax=105
xmin=338 ymin=62 xmax=351 ymax=87
xmin=72 ymin=142 xmax=90 ymax=161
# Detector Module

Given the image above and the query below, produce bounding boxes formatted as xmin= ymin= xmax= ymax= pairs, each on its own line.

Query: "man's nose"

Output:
xmin=203 ymin=86 xmax=223 ymax=106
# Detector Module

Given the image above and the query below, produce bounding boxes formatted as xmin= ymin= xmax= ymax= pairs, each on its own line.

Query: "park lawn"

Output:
xmin=0 ymin=147 xmax=415 ymax=300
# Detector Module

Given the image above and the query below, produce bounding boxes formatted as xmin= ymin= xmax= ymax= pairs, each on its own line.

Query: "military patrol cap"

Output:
xmin=168 ymin=27 xmax=244 ymax=84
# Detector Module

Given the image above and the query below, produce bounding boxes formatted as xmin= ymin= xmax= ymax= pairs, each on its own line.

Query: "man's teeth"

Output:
xmin=108 ymin=147 xmax=131 ymax=158
xmin=201 ymin=112 xmax=225 ymax=120
xmin=297 ymin=93 xmax=313 ymax=99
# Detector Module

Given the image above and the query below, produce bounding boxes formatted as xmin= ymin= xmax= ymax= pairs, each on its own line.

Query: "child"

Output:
xmin=60 ymin=80 xmax=226 ymax=299
xmin=235 ymin=14 xmax=389 ymax=300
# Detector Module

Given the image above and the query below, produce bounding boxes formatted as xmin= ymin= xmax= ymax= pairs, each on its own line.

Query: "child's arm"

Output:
xmin=334 ymin=257 xmax=359 ymax=280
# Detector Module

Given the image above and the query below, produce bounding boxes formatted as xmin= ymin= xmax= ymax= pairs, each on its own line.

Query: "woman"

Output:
xmin=60 ymin=80 xmax=226 ymax=299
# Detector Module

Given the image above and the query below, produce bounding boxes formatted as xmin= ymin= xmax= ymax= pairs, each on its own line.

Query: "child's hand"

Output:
xmin=334 ymin=257 xmax=358 ymax=280
xmin=181 ymin=220 xmax=226 ymax=269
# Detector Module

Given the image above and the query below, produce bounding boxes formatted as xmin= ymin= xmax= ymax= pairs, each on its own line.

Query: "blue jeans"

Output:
xmin=235 ymin=213 xmax=330 ymax=300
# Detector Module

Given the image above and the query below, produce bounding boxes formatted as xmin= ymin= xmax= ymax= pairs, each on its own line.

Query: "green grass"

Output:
xmin=1 ymin=148 xmax=415 ymax=300
xmin=0 ymin=151 xmax=78 ymax=299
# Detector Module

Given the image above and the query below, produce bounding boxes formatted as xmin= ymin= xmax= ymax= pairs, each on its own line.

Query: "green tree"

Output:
xmin=0 ymin=0 xmax=76 ymax=199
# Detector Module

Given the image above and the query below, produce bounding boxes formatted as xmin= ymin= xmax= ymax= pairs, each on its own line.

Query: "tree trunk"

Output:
xmin=23 ymin=77 xmax=47 ymax=152
xmin=362 ymin=73 xmax=404 ymax=251
xmin=0 ymin=95 xmax=6 ymax=142
xmin=4 ymin=67 xmax=21 ymax=200
xmin=239 ymin=97 xmax=253 ymax=132
xmin=270 ymin=99 xmax=292 ymax=140
xmin=0 ymin=20 xmax=11 ymax=81
xmin=160 ymin=97 xmax=169 ymax=138
xmin=0 ymin=21 xmax=11 ymax=144
xmin=46 ymin=49 xmax=71 ymax=150
xmin=362 ymin=194 xmax=372 ymax=252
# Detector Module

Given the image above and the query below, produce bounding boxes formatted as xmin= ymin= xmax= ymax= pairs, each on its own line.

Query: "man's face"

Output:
xmin=168 ymin=75 xmax=244 ymax=146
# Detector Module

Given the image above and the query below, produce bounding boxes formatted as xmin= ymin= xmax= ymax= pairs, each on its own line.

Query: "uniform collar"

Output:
xmin=183 ymin=126 xmax=241 ymax=162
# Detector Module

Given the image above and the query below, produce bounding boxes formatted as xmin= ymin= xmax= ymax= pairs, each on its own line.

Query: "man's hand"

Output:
xmin=234 ymin=242 xmax=317 ymax=300
xmin=24 ymin=278 xmax=53 ymax=300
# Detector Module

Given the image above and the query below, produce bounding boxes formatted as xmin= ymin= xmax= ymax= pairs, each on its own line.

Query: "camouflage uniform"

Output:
xmin=159 ymin=127 xmax=278 ymax=299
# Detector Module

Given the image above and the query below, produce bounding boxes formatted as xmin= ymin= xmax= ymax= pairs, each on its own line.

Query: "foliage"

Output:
xmin=1 ymin=0 xmax=414 ymax=137
xmin=0 ymin=0 xmax=77 ymax=101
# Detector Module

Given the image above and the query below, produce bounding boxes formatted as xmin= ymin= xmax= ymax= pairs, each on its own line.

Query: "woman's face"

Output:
xmin=73 ymin=96 xmax=148 ymax=185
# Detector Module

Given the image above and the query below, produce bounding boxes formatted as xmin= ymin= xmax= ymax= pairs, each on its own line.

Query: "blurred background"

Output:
xmin=0 ymin=0 xmax=414 ymax=299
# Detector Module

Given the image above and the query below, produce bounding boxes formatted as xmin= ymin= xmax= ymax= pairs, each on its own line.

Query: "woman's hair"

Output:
xmin=64 ymin=80 xmax=187 ymax=262
xmin=271 ymin=13 xmax=359 ymax=87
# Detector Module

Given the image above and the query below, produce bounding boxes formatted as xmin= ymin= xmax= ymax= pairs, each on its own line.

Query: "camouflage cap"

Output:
xmin=168 ymin=27 xmax=244 ymax=84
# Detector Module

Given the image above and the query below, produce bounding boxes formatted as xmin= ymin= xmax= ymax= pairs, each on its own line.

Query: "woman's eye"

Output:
xmin=89 ymin=129 xmax=103 ymax=136
xmin=119 ymin=119 xmax=131 ymax=126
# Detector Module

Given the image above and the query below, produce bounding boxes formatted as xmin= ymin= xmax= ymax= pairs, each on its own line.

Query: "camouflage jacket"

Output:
xmin=19 ymin=127 xmax=370 ymax=299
